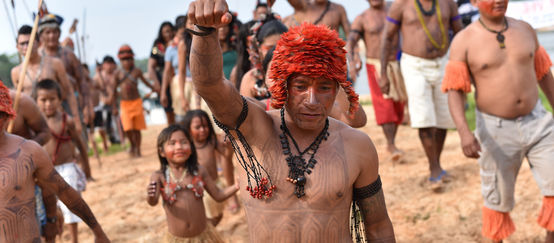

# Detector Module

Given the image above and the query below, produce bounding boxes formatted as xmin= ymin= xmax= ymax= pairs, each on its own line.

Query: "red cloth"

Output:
xmin=538 ymin=196 xmax=554 ymax=231
xmin=482 ymin=206 xmax=515 ymax=241
xmin=366 ymin=63 xmax=404 ymax=125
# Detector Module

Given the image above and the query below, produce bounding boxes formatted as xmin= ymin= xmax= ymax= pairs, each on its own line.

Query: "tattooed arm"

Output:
xmin=32 ymin=143 xmax=110 ymax=242
xmin=352 ymin=131 xmax=395 ymax=242
xmin=41 ymin=186 xmax=58 ymax=242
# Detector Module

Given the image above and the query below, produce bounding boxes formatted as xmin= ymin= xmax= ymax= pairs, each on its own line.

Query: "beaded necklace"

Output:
xmin=414 ymin=0 xmax=447 ymax=50
xmin=478 ymin=17 xmax=508 ymax=49
xmin=279 ymin=109 xmax=329 ymax=198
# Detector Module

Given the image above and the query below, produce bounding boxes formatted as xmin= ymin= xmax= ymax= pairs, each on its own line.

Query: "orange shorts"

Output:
xmin=120 ymin=98 xmax=146 ymax=131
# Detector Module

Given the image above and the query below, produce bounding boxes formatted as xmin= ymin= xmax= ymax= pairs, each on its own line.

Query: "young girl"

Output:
xmin=147 ymin=125 xmax=238 ymax=242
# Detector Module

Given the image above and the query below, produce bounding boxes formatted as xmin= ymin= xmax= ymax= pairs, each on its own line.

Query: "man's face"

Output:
xmin=39 ymin=28 xmax=60 ymax=48
xmin=368 ymin=0 xmax=384 ymax=8
xmin=16 ymin=34 xmax=38 ymax=57
xmin=253 ymin=6 xmax=268 ymax=20
xmin=120 ymin=58 xmax=134 ymax=70
xmin=36 ymin=89 xmax=61 ymax=117
xmin=102 ymin=62 xmax=116 ymax=73
xmin=285 ymin=74 xmax=338 ymax=130
xmin=473 ymin=0 xmax=508 ymax=18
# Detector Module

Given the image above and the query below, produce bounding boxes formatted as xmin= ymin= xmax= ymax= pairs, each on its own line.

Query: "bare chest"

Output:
xmin=0 ymin=147 xmax=36 ymax=204
xmin=401 ymin=1 xmax=452 ymax=31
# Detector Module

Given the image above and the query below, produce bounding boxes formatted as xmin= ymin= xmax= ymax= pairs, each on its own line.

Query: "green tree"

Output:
xmin=0 ymin=53 xmax=20 ymax=88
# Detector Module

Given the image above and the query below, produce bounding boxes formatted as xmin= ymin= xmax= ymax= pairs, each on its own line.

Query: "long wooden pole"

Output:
xmin=7 ymin=0 xmax=44 ymax=133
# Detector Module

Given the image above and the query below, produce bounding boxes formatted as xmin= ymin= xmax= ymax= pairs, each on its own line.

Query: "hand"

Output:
xmin=42 ymin=221 xmax=58 ymax=242
xmin=460 ymin=131 xmax=481 ymax=158
xmin=378 ymin=74 xmax=390 ymax=95
xmin=188 ymin=0 xmax=232 ymax=28
xmin=147 ymin=181 xmax=158 ymax=198
xmin=160 ymin=93 xmax=168 ymax=107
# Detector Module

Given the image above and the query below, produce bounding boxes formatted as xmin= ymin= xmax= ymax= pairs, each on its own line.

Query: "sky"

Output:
xmin=0 ymin=0 xmax=371 ymax=64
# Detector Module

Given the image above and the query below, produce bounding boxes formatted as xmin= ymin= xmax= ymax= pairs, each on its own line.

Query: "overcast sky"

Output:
xmin=0 ymin=0 xmax=372 ymax=64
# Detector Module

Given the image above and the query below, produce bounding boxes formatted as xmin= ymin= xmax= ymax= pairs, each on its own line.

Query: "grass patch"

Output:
xmin=465 ymin=90 xmax=552 ymax=131
xmin=88 ymin=135 xmax=128 ymax=157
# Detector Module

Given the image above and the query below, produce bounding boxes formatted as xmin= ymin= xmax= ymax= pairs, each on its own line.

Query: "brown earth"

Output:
xmin=67 ymin=105 xmax=548 ymax=243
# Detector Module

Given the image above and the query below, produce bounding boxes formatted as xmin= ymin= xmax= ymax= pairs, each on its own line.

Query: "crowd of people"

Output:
xmin=0 ymin=0 xmax=553 ymax=242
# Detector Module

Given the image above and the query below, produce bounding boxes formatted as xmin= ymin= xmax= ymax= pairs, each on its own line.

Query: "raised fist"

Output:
xmin=188 ymin=0 xmax=232 ymax=28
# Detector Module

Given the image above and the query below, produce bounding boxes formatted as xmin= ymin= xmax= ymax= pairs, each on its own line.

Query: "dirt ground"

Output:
xmin=68 ymin=105 xmax=548 ymax=243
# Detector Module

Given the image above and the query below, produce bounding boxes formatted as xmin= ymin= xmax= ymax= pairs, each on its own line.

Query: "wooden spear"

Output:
xmin=7 ymin=0 xmax=44 ymax=133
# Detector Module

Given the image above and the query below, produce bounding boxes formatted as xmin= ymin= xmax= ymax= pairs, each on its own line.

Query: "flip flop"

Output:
xmin=428 ymin=170 xmax=449 ymax=192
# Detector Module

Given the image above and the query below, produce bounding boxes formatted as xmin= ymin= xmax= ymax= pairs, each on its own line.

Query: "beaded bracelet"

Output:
xmin=186 ymin=25 xmax=217 ymax=36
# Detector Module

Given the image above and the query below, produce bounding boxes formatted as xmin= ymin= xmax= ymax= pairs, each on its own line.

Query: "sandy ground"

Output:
xmin=67 ymin=105 xmax=549 ymax=243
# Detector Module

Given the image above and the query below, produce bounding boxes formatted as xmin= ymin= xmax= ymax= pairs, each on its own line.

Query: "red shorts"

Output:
xmin=366 ymin=63 xmax=405 ymax=125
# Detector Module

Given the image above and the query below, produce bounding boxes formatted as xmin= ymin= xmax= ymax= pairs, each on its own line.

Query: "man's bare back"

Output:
xmin=284 ymin=0 xmax=349 ymax=33
xmin=450 ymin=17 xmax=538 ymax=118
xmin=387 ymin=0 xmax=461 ymax=58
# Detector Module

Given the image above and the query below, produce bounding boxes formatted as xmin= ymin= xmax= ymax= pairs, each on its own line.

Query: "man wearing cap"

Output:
xmin=11 ymin=25 xmax=82 ymax=133
xmin=0 ymin=81 xmax=110 ymax=243
xmin=187 ymin=0 xmax=395 ymax=242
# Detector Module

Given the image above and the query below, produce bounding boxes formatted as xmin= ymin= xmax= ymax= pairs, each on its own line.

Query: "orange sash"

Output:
xmin=535 ymin=45 xmax=552 ymax=81
xmin=441 ymin=60 xmax=471 ymax=93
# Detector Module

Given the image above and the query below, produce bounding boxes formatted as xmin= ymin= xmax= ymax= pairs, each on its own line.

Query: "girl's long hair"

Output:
xmin=182 ymin=109 xmax=217 ymax=148
xmin=153 ymin=21 xmax=174 ymax=47
xmin=157 ymin=125 xmax=198 ymax=177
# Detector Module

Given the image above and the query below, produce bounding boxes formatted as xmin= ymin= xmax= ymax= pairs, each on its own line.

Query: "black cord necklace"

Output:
xmin=415 ymin=0 xmax=436 ymax=17
xmin=478 ymin=17 xmax=509 ymax=49
xmin=279 ymin=109 xmax=329 ymax=198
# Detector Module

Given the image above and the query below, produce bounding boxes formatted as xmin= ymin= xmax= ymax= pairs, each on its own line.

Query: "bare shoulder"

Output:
xmin=330 ymin=2 xmax=346 ymax=12
xmin=449 ymin=24 xmax=475 ymax=60
xmin=332 ymin=118 xmax=374 ymax=151
xmin=510 ymin=17 xmax=538 ymax=42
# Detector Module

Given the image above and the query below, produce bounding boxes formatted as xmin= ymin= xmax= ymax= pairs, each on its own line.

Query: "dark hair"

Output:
xmin=255 ymin=18 xmax=287 ymax=43
xmin=262 ymin=46 xmax=276 ymax=75
xmin=179 ymin=15 xmax=193 ymax=68
xmin=256 ymin=3 xmax=268 ymax=9
xmin=182 ymin=109 xmax=216 ymax=147
xmin=234 ymin=20 xmax=257 ymax=89
xmin=222 ymin=12 xmax=242 ymax=50
xmin=153 ymin=21 xmax=174 ymax=47
xmin=157 ymin=124 xmax=198 ymax=177
xmin=82 ymin=63 xmax=89 ymax=71
xmin=102 ymin=55 xmax=115 ymax=64
xmin=18 ymin=25 xmax=33 ymax=36
xmin=34 ymin=79 xmax=62 ymax=99
xmin=175 ymin=15 xmax=187 ymax=29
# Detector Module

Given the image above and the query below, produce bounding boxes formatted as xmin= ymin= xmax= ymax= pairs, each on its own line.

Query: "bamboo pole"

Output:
xmin=7 ymin=0 xmax=44 ymax=133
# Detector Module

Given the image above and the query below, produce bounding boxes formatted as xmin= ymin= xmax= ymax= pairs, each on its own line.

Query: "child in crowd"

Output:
xmin=112 ymin=44 xmax=159 ymax=157
xmin=183 ymin=109 xmax=233 ymax=226
xmin=147 ymin=125 xmax=238 ymax=242
xmin=35 ymin=79 xmax=90 ymax=243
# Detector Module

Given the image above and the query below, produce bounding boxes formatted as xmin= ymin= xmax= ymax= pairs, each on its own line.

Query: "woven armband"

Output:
xmin=441 ymin=60 xmax=472 ymax=93
xmin=353 ymin=175 xmax=382 ymax=201
xmin=535 ymin=45 xmax=553 ymax=82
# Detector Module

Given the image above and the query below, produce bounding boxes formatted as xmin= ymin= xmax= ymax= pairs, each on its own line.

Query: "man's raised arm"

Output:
xmin=188 ymin=0 xmax=254 ymax=128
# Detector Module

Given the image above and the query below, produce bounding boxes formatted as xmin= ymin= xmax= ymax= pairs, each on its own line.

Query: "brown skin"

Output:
xmin=111 ymin=59 xmax=158 ymax=157
xmin=448 ymin=1 xmax=554 ymax=241
xmin=11 ymin=33 xmax=82 ymax=134
xmin=150 ymin=25 xmax=176 ymax=125
xmin=187 ymin=1 xmax=395 ymax=241
xmin=0 ymin=113 xmax=109 ymax=243
xmin=37 ymin=89 xmax=91 ymax=178
xmin=381 ymin=0 xmax=462 ymax=94
xmin=253 ymin=5 xmax=269 ymax=20
xmin=161 ymin=27 xmax=186 ymax=114
xmin=348 ymin=0 xmax=402 ymax=155
xmin=283 ymin=0 xmax=350 ymax=34
xmin=146 ymin=130 xmax=238 ymax=237
xmin=9 ymin=90 xmax=51 ymax=145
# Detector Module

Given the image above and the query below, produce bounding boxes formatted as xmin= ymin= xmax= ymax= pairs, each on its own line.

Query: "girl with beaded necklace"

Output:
xmin=146 ymin=125 xmax=238 ymax=242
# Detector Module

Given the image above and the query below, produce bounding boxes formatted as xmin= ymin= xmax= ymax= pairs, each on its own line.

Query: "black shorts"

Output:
xmin=93 ymin=110 xmax=104 ymax=127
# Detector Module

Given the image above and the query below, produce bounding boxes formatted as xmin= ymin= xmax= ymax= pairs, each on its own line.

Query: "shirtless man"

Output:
xmin=94 ymin=56 xmax=119 ymax=145
xmin=442 ymin=0 xmax=554 ymax=241
xmin=348 ymin=0 xmax=406 ymax=162
xmin=187 ymin=1 xmax=395 ymax=242
xmin=0 ymin=82 xmax=110 ymax=243
xmin=381 ymin=0 xmax=463 ymax=190
xmin=11 ymin=25 xmax=82 ymax=133
xmin=283 ymin=0 xmax=349 ymax=34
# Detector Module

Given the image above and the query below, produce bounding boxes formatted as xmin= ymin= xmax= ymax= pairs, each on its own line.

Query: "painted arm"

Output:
xmin=146 ymin=172 xmax=162 ymax=206
xmin=54 ymin=59 xmax=82 ymax=134
xmin=353 ymin=133 xmax=395 ymax=242
xmin=40 ymin=186 xmax=58 ymax=242
xmin=21 ymin=94 xmax=51 ymax=145
xmin=33 ymin=144 xmax=109 ymax=242
xmin=347 ymin=15 xmax=364 ymax=83
xmin=187 ymin=0 xmax=273 ymax=138
xmin=380 ymin=2 xmax=402 ymax=95
xmin=201 ymin=166 xmax=239 ymax=202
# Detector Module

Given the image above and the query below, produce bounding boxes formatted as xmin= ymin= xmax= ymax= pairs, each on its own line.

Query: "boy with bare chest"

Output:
xmin=112 ymin=45 xmax=159 ymax=157
xmin=35 ymin=79 xmax=92 ymax=243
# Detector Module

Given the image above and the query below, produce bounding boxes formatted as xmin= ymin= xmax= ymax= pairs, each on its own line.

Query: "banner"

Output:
xmin=507 ymin=0 xmax=554 ymax=29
